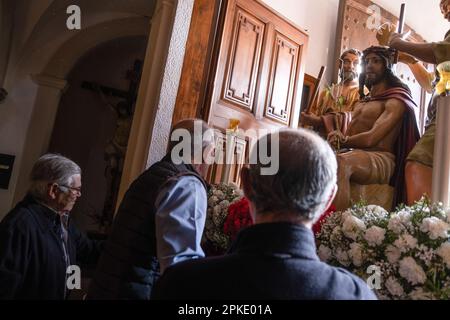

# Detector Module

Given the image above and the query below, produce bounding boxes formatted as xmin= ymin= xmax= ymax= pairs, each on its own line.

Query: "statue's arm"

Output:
xmin=390 ymin=38 xmax=436 ymax=65
xmin=300 ymin=112 xmax=323 ymax=127
xmin=301 ymin=91 xmax=325 ymax=127
xmin=399 ymin=52 xmax=434 ymax=93
xmin=344 ymin=99 xmax=404 ymax=149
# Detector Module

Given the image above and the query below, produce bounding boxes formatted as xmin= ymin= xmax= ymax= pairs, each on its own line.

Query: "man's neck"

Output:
xmin=35 ymin=198 xmax=64 ymax=216
xmin=255 ymin=211 xmax=313 ymax=229
xmin=342 ymin=79 xmax=358 ymax=88
xmin=369 ymin=81 xmax=389 ymax=97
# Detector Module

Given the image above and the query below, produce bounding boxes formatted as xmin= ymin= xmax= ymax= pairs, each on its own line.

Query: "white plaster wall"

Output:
xmin=261 ymin=0 xmax=340 ymax=85
xmin=146 ymin=0 xmax=195 ymax=167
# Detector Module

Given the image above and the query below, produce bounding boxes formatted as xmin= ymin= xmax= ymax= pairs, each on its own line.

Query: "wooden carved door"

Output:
xmin=205 ymin=0 xmax=309 ymax=185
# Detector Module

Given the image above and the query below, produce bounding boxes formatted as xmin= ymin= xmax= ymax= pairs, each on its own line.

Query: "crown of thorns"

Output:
xmin=362 ymin=46 xmax=396 ymax=69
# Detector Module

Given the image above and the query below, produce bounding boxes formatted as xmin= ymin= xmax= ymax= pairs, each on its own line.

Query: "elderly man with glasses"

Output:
xmin=0 ymin=153 xmax=103 ymax=299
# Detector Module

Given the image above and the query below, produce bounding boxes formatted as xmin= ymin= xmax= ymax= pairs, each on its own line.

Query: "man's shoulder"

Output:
xmin=152 ymin=255 xmax=231 ymax=298
xmin=162 ymin=174 xmax=206 ymax=195
xmin=158 ymin=254 xmax=233 ymax=284
xmin=0 ymin=202 xmax=40 ymax=233
xmin=318 ymin=262 xmax=377 ymax=299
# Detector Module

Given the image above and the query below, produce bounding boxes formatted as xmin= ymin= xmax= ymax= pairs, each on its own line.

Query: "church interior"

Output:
xmin=1 ymin=0 xmax=450 ymax=301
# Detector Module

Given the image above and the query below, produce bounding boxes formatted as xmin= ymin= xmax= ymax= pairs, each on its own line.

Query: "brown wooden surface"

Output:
xmin=301 ymin=73 xmax=318 ymax=113
xmin=171 ymin=0 xmax=219 ymax=127
xmin=203 ymin=0 xmax=309 ymax=184
xmin=207 ymin=0 xmax=309 ymax=132
xmin=222 ymin=8 xmax=265 ymax=112
xmin=265 ymin=32 xmax=300 ymax=124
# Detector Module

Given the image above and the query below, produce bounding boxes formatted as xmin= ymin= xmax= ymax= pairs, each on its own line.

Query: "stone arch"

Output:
xmin=10 ymin=3 xmax=155 ymax=205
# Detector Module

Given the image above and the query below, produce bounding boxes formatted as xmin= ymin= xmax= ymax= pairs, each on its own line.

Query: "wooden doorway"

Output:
xmin=204 ymin=0 xmax=309 ymax=184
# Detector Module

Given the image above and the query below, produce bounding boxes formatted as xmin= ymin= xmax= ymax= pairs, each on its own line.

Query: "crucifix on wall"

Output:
xmin=81 ymin=59 xmax=143 ymax=230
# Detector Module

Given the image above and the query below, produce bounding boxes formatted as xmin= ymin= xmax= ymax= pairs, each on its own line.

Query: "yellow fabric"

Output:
xmin=407 ymin=123 xmax=436 ymax=167
xmin=310 ymin=85 xmax=360 ymax=116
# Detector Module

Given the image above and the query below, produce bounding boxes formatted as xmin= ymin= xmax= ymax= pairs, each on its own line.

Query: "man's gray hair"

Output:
xmin=29 ymin=153 xmax=81 ymax=200
xmin=247 ymin=129 xmax=337 ymax=222
xmin=168 ymin=118 xmax=215 ymax=162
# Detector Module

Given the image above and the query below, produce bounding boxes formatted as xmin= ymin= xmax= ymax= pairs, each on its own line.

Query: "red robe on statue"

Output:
xmin=367 ymin=88 xmax=420 ymax=206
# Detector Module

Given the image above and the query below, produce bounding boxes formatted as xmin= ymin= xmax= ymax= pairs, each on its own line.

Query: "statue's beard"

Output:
xmin=365 ymin=72 xmax=384 ymax=87
xmin=341 ymin=70 xmax=358 ymax=82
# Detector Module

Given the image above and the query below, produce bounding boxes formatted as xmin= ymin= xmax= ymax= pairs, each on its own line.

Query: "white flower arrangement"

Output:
xmin=202 ymin=183 xmax=243 ymax=252
xmin=316 ymin=198 xmax=450 ymax=300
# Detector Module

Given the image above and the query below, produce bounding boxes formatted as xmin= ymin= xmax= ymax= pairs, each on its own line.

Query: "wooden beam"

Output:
xmin=171 ymin=0 xmax=221 ymax=126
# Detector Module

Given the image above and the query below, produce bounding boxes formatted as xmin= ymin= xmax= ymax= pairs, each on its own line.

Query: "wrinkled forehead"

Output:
xmin=342 ymin=52 xmax=360 ymax=62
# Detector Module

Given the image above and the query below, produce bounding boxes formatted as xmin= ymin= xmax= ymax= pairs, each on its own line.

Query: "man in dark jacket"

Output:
xmin=0 ymin=153 xmax=102 ymax=299
xmin=152 ymin=129 xmax=377 ymax=300
xmin=87 ymin=119 xmax=215 ymax=299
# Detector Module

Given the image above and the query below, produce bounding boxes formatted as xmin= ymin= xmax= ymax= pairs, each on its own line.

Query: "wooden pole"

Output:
xmin=394 ymin=3 xmax=406 ymax=64
xmin=305 ymin=66 xmax=326 ymax=114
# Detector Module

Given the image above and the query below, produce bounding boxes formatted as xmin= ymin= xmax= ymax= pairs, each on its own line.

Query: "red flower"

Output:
xmin=223 ymin=197 xmax=253 ymax=242
xmin=312 ymin=204 xmax=336 ymax=235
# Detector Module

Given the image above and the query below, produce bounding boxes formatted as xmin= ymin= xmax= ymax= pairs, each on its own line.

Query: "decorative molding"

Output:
xmin=223 ymin=8 xmax=264 ymax=111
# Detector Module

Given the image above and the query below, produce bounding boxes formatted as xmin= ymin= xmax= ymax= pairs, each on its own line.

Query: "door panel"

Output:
xmin=224 ymin=8 xmax=265 ymax=112
xmin=206 ymin=0 xmax=309 ymax=184
xmin=265 ymin=32 xmax=300 ymax=124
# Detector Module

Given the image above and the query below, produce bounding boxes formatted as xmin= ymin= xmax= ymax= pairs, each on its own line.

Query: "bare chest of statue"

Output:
xmin=348 ymin=99 xmax=386 ymax=135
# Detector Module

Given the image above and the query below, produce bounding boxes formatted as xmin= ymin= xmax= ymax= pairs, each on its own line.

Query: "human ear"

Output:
xmin=48 ymin=183 xmax=59 ymax=200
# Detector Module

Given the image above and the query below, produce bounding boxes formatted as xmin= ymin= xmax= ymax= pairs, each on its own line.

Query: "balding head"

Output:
xmin=242 ymin=128 xmax=337 ymax=224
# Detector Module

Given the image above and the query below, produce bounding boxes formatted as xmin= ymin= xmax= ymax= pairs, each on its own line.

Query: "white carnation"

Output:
xmin=436 ymin=242 xmax=450 ymax=268
xmin=348 ymin=242 xmax=364 ymax=267
xmin=385 ymin=245 xmax=401 ymax=264
xmin=318 ymin=245 xmax=332 ymax=262
xmin=208 ymin=196 xmax=219 ymax=207
xmin=213 ymin=190 xmax=225 ymax=199
xmin=229 ymin=182 xmax=239 ymax=190
xmin=398 ymin=257 xmax=427 ymax=285
xmin=388 ymin=210 xmax=412 ymax=234
xmin=420 ymin=217 xmax=449 ymax=240
xmin=387 ymin=218 xmax=404 ymax=234
xmin=366 ymin=205 xmax=388 ymax=218
xmin=342 ymin=215 xmax=366 ymax=241
xmin=213 ymin=205 xmax=222 ymax=215
xmin=335 ymin=248 xmax=351 ymax=266
xmin=385 ymin=277 xmax=404 ymax=297
xmin=393 ymin=234 xmax=418 ymax=253
xmin=364 ymin=226 xmax=386 ymax=246
xmin=219 ymin=200 xmax=230 ymax=209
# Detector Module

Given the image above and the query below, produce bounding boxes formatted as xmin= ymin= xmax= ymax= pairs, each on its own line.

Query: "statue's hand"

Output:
xmin=327 ymin=130 xmax=346 ymax=149
xmin=376 ymin=23 xmax=396 ymax=46
xmin=301 ymin=112 xmax=320 ymax=127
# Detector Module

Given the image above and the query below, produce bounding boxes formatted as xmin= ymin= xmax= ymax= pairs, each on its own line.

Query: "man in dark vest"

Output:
xmin=87 ymin=119 xmax=215 ymax=299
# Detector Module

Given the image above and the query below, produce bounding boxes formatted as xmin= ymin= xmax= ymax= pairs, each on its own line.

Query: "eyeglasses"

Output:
xmin=58 ymin=184 xmax=82 ymax=195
